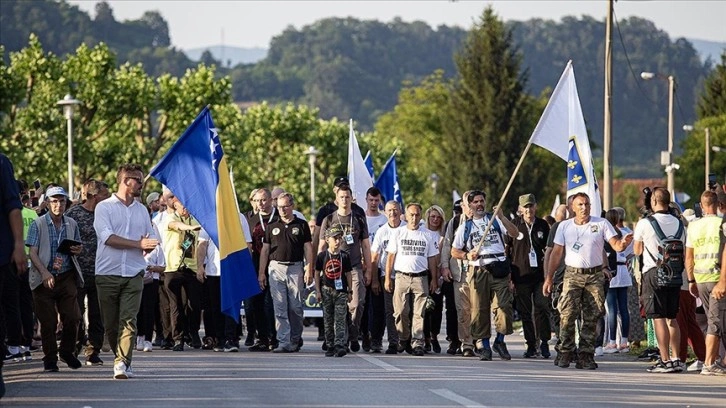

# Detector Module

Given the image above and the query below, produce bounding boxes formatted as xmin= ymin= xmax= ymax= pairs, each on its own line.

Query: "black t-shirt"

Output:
xmin=315 ymin=201 xmax=366 ymax=226
xmin=505 ymin=216 xmax=550 ymax=284
xmin=247 ymin=210 xmax=280 ymax=266
xmin=263 ymin=216 xmax=311 ymax=262
xmin=319 ymin=210 xmax=369 ymax=267
xmin=315 ymin=250 xmax=352 ymax=292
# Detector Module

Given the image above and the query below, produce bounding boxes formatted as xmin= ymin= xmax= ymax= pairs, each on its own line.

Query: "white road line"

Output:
xmin=356 ymin=354 xmax=403 ymax=372
xmin=429 ymin=388 xmax=488 ymax=408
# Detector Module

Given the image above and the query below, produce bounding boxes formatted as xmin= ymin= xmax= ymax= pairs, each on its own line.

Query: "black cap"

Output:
xmin=334 ymin=177 xmax=349 ymax=188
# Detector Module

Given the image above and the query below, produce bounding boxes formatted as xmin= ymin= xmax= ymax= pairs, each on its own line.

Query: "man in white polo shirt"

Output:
xmin=385 ymin=203 xmax=439 ymax=356
xmin=94 ymin=164 xmax=158 ymax=379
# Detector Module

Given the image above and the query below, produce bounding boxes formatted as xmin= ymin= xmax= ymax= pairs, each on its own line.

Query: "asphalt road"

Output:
xmin=3 ymin=328 xmax=724 ymax=407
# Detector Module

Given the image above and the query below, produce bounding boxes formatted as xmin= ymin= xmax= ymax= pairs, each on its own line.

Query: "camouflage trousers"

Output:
xmin=321 ymin=286 xmax=348 ymax=348
xmin=558 ymin=266 xmax=605 ymax=354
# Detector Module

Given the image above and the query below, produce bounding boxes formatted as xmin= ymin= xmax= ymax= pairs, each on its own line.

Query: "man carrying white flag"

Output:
xmin=348 ymin=120 xmax=373 ymax=206
xmin=529 ymin=61 xmax=602 ymax=217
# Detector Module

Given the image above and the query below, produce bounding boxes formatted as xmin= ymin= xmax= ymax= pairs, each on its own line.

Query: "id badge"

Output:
xmin=572 ymin=241 xmax=583 ymax=253
xmin=52 ymin=255 xmax=63 ymax=271
xmin=334 ymin=278 xmax=343 ymax=290
xmin=344 ymin=234 xmax=354 ymax=245
xmin=528 ymin=249 xmax=538 ymax=267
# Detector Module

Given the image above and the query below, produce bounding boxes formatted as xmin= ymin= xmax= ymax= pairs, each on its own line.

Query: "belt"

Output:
xmin=396 ymin=270 xmax=428 ymax=277
xmin=480 ymin=253 xmax=505 ymax=259
xmin=274 ymin=261 xmax=302 ymax=266
xmin=617 ymin=262 xmax=627 ymax=266
xmin=566 ymin=266 xmax=601 ymax=274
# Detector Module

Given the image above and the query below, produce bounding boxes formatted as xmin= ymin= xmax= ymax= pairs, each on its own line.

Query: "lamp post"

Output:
xmin=641 ymin=72 xmax=675 ymax=197
xmin=305 ymin=146 xmax=320 ymax=218
xmin=57 ymin=94 xmax=82 ymax=197
xmin=430 ymin=173 xmax=439 ymax=201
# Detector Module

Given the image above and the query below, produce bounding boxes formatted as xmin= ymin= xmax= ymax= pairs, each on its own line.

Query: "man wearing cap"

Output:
xmin=146 ymin=192 xmax=162 ymax=219
xmin=94 ymin=164 xmax=159 ymax=379
xmin=66 ymin=179 xmax=110 ymax=366
xmin=505 ymin=194 xmax=551 ymax=358
xmin=384 ymin=203 xmax=439 ymax=356
xmin=26 ymin=186 xmax=84 ymax=372
xmin=258 ymin=192 xmax=313 ymax=352
xmin=319 ymin=184 xmax=371 ymax=352
xmin=451 ymin=190 xmax=520 ymax=361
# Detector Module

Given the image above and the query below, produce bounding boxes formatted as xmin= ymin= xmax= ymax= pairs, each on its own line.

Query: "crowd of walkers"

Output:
xmin=2 ymin=154 xmax=725 ymax=396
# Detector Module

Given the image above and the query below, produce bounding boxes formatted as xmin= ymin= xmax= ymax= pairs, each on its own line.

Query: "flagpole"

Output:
xmin=473 ymin=142 xmax=534 ymax=252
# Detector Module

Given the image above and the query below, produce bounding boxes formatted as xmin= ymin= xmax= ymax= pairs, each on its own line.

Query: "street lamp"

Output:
xmin=641 ymin=71 xmax=675 ymax=197
xmin=684 ymin=125 xmax=713 ymax=190
xmin=430 ymin=173 xmax=439 ymax=201
xmin=57 ymin=94 xmax=82 ymax=197
xmin=305 ymin=146 xmax=320 ymax=218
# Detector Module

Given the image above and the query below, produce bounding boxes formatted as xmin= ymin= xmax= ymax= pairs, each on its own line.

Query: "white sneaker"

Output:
xmin=594 ymin=346 xmax=604 ymax=357
xmin=618 ymin=344 xmax=630 ymax=353
xmin=603 ymin=344 xmax=619 ymax=354
xmin=687 ymin=360 xmax=704 ymax=372
xmin=113 ymin=362 xmax=128 ymax=379
xmin=143 ymin=341 xmax=153 ymax=352
xmin=136 ymin=337 xmax=144 ymax=351
xmin=548 ymin=335 xmax=558 ymax=346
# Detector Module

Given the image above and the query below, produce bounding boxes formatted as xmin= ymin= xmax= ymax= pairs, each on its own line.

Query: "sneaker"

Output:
xmin=603 ymin=344 xmax=619 ymax=354
xmin=479 ymin=348 xmax=493 ymax=361
xmin=172 ymin=342 xmax=184 ymax=352
xmin=190 ymin=333 xmax=202 ymax=349
xmin=700 ymin=362 xmax=726 ymax=376
xmin=548 ymin=335 xmax=558 ymax=345
xmin=462 ymin=349 xmax=475 ymax=358
xmin=43 ymin=361 xmax=59 ymax=372
xmin=398 ymin=340 xmax=412 ymax=354
xmin=325 ymin=348 xmax=335 ymax=357
xmin=637 ymin=347 xmax=659 ymax=361
xmin=85 ymin=354 xmax=104 ymax=366
xmin=293 ymin=338 xmax=303 ymax=352
xmin=385 ymin=344 xmax=398 ymax=355
xmin=618 ymin=344 xmax=630 ymax=354
xmin=272 ymin=346 xmax=294 ymax=353
xmin=321 ymin=341 xmax=328 ymax=351
xmin=349 ymin=340 xmax=360 ymax=352
xmin=334 ymin=345 xmax=347 ymax=357
xmin=362 ymin=335 xmax=371 ymax=352
xmin=113 ymin=362 xmax=129 ymax=379
xmin=136 ymin=337 xmax=144 ymax=351
xmin=223 ymin=341 xmax=239 ymax=352
xmin=431 ymin=339 xmax=441 ymax=354
xmin=22 ymin=346 xmax=33 ymax=361
xmin=412 ymin=346 xmax=425 ymax=356
xmin=244 ymin=334 xmax=255 ymax=347
xmin=671 ymin=359 xmax=684 ymax=372
xmin=492 ymin=341 xmax=511 ymax=360
xmin=143 ymin=341 xmax=153 ymax=352
xmin=4 ymin=346 xmax=23 ymax=362
xmin=540 ymin=343 xmax=551 ymax=359
xmin=523 ymin=347 xmax=538 ymax=358
xmin=125 ymin=365 xmax=135 ymax=378
xmin=594 ymin=346 xmax=604 ymax=357
xmin=161 ymin=340 xmax=173 ymax=350
xmin=687 ymin=360 xmax=704 ymax=372
xmin=248 ymin=342 xmax=270 ymax=352
xmin=423 ymin=339 xmax=432 ymax=353
xmin=59 ymin=352 xmax=82 ymax=369
xmin=647 ymin=358 xmax=675 ymax=373
xmin=370 ymin=340 xmax=383 ymax=353
xmin=446 ymin=341 xmax=461 ymax=355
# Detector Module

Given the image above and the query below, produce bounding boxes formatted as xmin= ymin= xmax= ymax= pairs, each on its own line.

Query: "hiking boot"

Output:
xmin=398 ymin=340 xmax=412 ymax=354
xmin=385 ymin=344 xmax=398 ymax=354
xmin=413 ymin=346 xmax=425 ymax=356
xmin=540 ymin=343 xmax=551 ymax=359
xmin=325 ymin=348 xmax=335 ymax=357
xmin=492 ymin=341 xmax=511 ymax=360
xmin=576 ymin=352 xmax=598 ymax=370
xmin=558 ymin=351 xmax=573 ymax=368
xmin=647 ymin=358 xmax=675 ymax=373
xmin=479 ymin=348 xmax=493 ymax=361
xmin=523 ymin=347 xmax=538 ymax=358
xmin=335 ymin=345 xmax=347 ymax=357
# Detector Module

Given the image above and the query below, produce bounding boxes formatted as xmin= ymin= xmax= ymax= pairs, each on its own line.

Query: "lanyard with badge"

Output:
xmin=327 ymin=251 xmax=344 ymax=290
xmin=338 ymin=212 xmax=354 ymax=245
xmin=52 ymin=217 xmax=67 ymax=272
xmin=259 ymin=207 xmax=276 ymax=232
xmin=572 ymin=224 xmax=585 ymax=253
xmin=526 ymin=221 xmax=538 ymax=267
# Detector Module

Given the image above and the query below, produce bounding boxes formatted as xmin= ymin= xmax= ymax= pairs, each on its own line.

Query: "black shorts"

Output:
xmin=642 ymin=268 xmax=680 ymax=319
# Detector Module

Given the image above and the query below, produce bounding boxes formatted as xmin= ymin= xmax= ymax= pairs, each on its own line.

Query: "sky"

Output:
xmin=68 ymin=0 xmax=726 ymax=50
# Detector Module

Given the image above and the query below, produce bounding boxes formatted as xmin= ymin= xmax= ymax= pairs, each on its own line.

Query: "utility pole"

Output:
xmin=602 ymin=0 xmax=613 ymax=210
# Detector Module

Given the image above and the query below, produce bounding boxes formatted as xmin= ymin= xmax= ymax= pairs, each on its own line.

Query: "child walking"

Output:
xmin=315 ymin=227 xmax=352 ymax=357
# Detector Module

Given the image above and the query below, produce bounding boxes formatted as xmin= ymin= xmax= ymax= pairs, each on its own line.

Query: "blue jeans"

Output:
xmin=606 ymin=286 xmax=630 ymax=341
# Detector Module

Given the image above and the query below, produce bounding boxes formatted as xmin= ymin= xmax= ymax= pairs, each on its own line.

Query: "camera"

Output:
xmin=708 ymin=173 xmax=718 ymax=191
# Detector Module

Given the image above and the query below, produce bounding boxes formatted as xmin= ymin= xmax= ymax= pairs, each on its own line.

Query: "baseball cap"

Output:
xmin=334 ymin=177 xmax=349 ymax=188
xmin=146 ymin=192 xmax=160 ymax=206
xmin=519 ymin=193 xmax=536 ymax=207
xmin=45 ymin=186 xmax=68 ymax=198
xmin=325 ymin=226 xmax=344 ymax=239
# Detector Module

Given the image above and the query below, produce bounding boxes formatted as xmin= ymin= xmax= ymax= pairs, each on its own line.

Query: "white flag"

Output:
xmin=529 ymin=61 xmax=601 ymax=217
xmin=550 ymin=194 xmax=561 ymax=218
xmin=348 ymin=119 xmax=373 ymax=206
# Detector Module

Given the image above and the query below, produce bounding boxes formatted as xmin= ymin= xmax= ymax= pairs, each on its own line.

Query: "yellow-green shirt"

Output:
xmin=21 ymin=207 xmax=38 ymax=255
xmin=685 ymin=215 xmax=723 ymax=283
xmin=162 ymin=213 xmax=200 ymax=273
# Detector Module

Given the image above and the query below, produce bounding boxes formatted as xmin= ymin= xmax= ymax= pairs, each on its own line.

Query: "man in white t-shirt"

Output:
xmin=370 ymin=200 xmax=406 ymax=354
xmin=385 ymin=203 xmax=438 ymax=356
xmin=362 ymin=187 xmax=388 ymax=352
xmin=544 ymin=192 xmax=633 ymax=370
xmin=451 ymin=190 xmax=519 ymax=362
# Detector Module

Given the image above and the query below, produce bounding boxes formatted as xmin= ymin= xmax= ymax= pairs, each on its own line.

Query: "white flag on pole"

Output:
xmin=348 ymin=119 xmax=373 ymax=206
xmin=529 ymin=61 xmax=602 ymax=217
xmin=550 ymin=194 xmax=561 ymax=218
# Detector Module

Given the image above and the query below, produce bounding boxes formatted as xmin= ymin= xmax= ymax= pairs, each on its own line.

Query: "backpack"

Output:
xmin=644 ymin=215 xmax=684 ymax=288
xmin=463 ymin=214 xmax=503 ymax=251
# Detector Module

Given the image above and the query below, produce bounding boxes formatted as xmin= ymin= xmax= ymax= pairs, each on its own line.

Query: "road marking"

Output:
xmin=356 ymin=354 xmax=403 ymax=372
xmin=429 ymin=388 xmax=487 ymax=408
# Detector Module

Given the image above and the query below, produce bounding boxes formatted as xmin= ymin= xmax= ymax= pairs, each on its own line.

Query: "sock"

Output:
xmin=621 ymin=337 xmax=628 ymax=345
xmin=495 ymin=333 xmax=504 ymax=343
xmin=481 ymin=338 xmax=490 ymax=349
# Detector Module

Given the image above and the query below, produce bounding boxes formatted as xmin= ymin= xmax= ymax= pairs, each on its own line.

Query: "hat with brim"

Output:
xmin=518 ymin=193 xmax=536 ymax=207
xmin=146 ymin=192 xmax=160 ymax=206
xmin=325 ymin=226 xmax=344 ymax=239
xmin=45 ymin=186 xmax=68 ymax=198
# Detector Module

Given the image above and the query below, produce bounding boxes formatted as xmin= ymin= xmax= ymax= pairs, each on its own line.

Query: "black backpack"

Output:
xmin=645 ymin=215 xmax=685 ymax=288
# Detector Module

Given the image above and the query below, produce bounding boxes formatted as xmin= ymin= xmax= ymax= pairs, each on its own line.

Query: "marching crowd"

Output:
xmin=1 ymin=153 xmax=725 ymax=395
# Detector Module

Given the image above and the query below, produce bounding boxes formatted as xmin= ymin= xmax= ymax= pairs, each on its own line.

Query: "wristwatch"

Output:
xmin=688 ymin=279 xmax=696 ymax=284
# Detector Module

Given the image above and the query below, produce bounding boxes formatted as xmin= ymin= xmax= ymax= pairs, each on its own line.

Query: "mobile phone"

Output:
xmin=708 ymin=173 xmax=718 ymax=190
xmin=31 ymin=196 xmax=39 ymax=207
xmin=694 ymin=203 xmax=703 ymax=218
xmin=33 ymin=179 xmax=41 ymax=190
